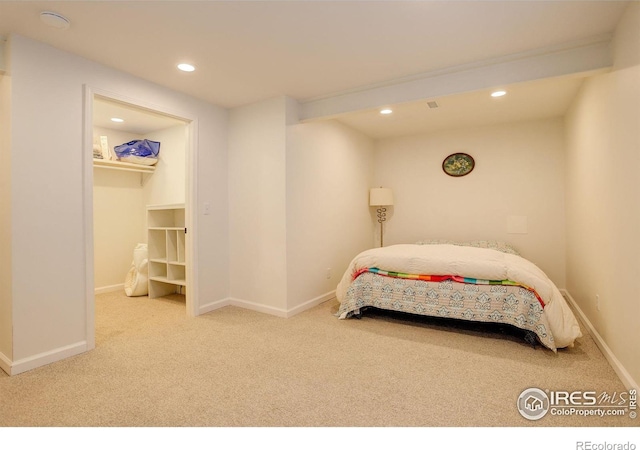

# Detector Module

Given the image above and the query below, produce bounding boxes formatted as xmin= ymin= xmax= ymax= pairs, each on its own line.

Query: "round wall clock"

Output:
xmin=442 ymin=153 xmax=475 ymax=177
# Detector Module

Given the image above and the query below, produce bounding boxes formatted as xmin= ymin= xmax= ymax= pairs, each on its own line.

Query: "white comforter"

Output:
xmin=336 ymin=244 xmax=582 ymax=348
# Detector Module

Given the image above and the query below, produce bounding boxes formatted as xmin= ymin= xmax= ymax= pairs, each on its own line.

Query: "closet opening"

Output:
xmin=86 ymin=89 xmax=196 ymax=349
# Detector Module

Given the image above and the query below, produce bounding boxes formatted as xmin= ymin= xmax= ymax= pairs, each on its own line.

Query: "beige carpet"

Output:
xmin=0 ymin=291 xmax=634 ymax=427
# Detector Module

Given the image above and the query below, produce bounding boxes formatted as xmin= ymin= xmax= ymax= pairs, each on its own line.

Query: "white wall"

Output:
xmin=143 ymin=125 xmax=188 ymax=207
xmin=93 ymin=169 xmax=146 ymax=290
xmin=374 ymin=118 xmax=567 ymax=286
xmin=564 ymin=2 xmax=640 ymax=387
xmin=229 ymin=97 xmax=375 ymax=313
xmin=0 ymin=70 xmax=13 ymax=363
xmin=286 ymin=119 xmax=374 ymax=309
xmin=4 ymin=34 xmax=228 ymax=370
xmin=93 ymin=126 xmax=146 ymax=290
xmin=228 ymin=97 xmax=288 ymax=312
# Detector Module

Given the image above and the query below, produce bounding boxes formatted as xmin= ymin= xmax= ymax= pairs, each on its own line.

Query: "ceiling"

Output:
xmin=93 ymin=96 xmax=187 ymax=135
xmin=335 ymin=73 xmax=590 ymax=140
xmin=0 ymin=1 xmax=631 ymax=138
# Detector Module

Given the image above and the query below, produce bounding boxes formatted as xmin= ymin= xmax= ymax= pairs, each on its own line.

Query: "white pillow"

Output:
xmin=415 ymin=239 xmax=520 ymax=256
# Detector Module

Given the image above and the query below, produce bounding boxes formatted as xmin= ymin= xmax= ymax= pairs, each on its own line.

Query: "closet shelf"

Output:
xmin=149 ymin=276 xmax=187 ymax=287
xmin=148 ymin=205 xmax=187 ymax=298
xmin=150 ymin=258 xmax=186 ymax=266
xmin=93 ymin=158 xmax=156 ymax=174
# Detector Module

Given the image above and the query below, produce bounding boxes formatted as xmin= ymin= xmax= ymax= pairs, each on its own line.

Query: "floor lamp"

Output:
xmin=369 ymin=187 xmax=394 ymax=247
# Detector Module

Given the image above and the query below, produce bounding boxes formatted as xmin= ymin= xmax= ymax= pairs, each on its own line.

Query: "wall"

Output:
xmin=286 ymin=118 xmax=374 ymax=309
xmin=228 ymin=97 xmax=288 ymax=313
xmin=93 ymin=170 xmax=146 ymax=290
xmin=564 ymin=2 xmax=640 ymax=387
xmin=374 ymin=118 xmax=567 ymax=286
xmin=93 ymin=127 xmax=146 ymax=290
xmin=143 ymin=125 xmax=187 ymax=207
xmin=229 ymin=97 xmax=375 ymax=314
xmin=0 ymin=69 xmax=12 ymax=364
xmin=4 ymin=34 xmax=228 ymax=372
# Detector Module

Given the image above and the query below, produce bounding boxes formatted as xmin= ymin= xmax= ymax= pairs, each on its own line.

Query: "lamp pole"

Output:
xmin=369 ymin=187 xmax=393 ymax=248
xmin=377 ymin=207 xmax=387 ymax=247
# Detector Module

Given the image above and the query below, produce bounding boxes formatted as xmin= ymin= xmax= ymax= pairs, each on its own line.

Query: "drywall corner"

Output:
xmin=0 ymin=36 xmax=6 ymax=73
xmin=0 ymin=43 xmax=12 ymax=362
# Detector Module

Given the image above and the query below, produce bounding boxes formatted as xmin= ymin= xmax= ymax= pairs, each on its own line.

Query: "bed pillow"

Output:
xmin=414 ymin=239 xmax=520 ymax=256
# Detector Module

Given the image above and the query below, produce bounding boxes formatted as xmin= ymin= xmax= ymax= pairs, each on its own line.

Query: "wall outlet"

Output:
xmin=596 ymin=294 xmax=600 ymax=311
xmin=326 ymin=268 xmax=332 ymax=279
xmin=203 ymin=202 xmax=210 ymax=215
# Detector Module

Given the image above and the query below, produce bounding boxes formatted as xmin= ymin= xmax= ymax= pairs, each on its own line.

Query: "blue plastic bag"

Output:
xmin=114 ymin=139 xmax=160 ymax=165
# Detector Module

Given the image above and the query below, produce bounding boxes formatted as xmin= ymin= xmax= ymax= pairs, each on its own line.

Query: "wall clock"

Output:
xmin=442 ymin=153 xmax=475 ymax=177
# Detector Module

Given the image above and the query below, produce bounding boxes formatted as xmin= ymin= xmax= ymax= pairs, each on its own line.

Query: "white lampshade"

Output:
xmin=369 ymin=188 xmax=394 ymax=206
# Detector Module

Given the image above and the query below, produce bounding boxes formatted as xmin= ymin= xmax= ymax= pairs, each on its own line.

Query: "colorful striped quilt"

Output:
xmin=353 ymin=267 xmax=546 ymax=308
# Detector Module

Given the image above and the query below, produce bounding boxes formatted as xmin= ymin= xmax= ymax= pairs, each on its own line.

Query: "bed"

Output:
xmin=335 ymin=240 xmax=582 ymax=351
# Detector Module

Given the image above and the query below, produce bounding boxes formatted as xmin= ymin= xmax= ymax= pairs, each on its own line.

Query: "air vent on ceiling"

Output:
xmin=427 ymin=101 xmax=439 ymax=109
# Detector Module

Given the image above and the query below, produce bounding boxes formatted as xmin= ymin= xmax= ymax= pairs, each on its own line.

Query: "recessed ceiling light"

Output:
xmin=491 ymin=90 xmax=507 ymax=98
xmin=40 ymin=11 xmax=71 ymax=30
xmin=177 ymin=63 xmax=195 ymax=72
xmin=380 ymin=109 xmax=393 ymax=115
xmin=110 ymin=118 xmax=124 ymax=123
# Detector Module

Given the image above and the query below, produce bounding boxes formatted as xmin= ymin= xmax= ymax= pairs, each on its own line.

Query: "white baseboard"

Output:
xmin=198 ymin=297 xmax=231 ymax=315
xmin=286 ymin=290 xmax=336 ymax=318
xmin=228 ymin=297 xmax=289 ymax=318
xmin=227 ymin=290 xmax=336 ymax=318
xmin=561 ymin=289 xmax=639 ymax=391
xmin=9 ymin=341 xmax=88 ymax=376
xmin=0 ymin=350 xmax=11 ymax=375
xmin=95 ymin=283 xmax=124 ymax=295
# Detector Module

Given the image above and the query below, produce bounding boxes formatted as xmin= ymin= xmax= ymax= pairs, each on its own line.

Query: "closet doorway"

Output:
xmin=84 ymin=88 xmax=198 ymax=350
